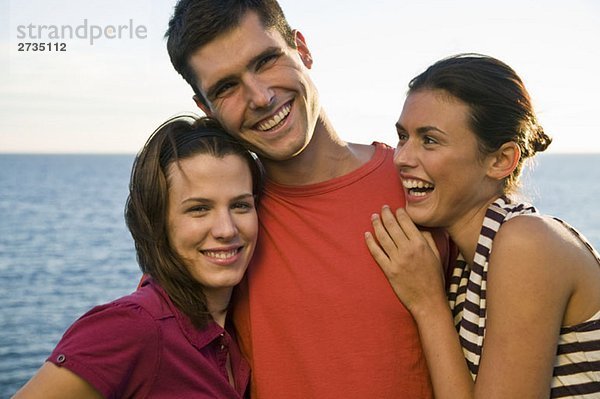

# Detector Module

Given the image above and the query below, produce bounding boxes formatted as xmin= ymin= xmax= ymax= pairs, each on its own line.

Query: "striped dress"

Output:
xmin=447 ymin=196 xmax=600 ymax=397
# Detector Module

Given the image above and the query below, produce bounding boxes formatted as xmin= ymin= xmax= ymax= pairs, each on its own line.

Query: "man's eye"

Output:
xmin=257 ymin=53 xmax=279 ymax=70
xmin=423 ymin=136 xmax=438 ymax=145
xmin=214 ymin=82 xmax=236 ymax=98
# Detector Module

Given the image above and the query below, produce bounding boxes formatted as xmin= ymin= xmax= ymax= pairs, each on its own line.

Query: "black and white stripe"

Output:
xmin=447 ymin=196 xmax=600 ymax=397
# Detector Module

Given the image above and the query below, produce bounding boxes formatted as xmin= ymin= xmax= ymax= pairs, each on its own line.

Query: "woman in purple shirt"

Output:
xmin=14 ymin=115 xmax=263 ymax=398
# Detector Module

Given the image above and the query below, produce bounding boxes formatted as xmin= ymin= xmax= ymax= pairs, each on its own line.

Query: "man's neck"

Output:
xmin=261 ymin=114 xmax=375 ymax=186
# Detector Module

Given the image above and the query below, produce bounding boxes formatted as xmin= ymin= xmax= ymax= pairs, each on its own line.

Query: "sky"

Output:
xmin=1 ymin=0 xmax=599 ymax=154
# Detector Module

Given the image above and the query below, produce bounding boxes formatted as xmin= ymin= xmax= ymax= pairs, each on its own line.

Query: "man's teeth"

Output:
xmin=403 ymin=179 xmax=434 ymax=197
xmin=203 ymin=249 xmax=239 ymax=259
xmin=257 ymin=104 xmax=291 ymax=131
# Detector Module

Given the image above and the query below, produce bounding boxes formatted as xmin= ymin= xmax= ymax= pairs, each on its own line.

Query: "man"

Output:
xmin=166 ymin=1 xmax=436 ymax=397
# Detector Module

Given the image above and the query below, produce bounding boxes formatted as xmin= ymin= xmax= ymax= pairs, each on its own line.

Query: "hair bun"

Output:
xmin=531 ymin=125 xmax=552 ymax=154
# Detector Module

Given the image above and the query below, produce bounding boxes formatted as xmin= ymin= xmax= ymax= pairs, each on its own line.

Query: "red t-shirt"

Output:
xmin=49 ymin=278 xmax=249 ymax=398
xmin=233 ymin=143 xmax=434 ymax=398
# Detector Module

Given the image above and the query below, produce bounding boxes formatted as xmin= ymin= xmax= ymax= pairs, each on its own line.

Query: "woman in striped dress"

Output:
xmin=365 ymin=54 xmax=600 ymax=398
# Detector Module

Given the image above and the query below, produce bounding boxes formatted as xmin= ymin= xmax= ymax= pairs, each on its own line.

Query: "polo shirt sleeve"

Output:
xmin=47 ymin=300 xmax=160 ymax=399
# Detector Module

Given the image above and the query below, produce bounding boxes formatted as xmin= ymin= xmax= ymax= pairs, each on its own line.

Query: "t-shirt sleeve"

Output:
xmin=47 ymin=300 xmax=160 ymax=399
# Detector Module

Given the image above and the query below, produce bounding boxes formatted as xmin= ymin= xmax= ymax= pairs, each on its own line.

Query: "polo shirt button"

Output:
xmin=56 ymin=354 xmax=66 ymax=363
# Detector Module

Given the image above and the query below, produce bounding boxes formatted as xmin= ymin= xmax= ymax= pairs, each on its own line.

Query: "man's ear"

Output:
xmin=193 ymin=95 xmax=213 ymax=117
xmin=487 ymin=141 xmax=520 ymax=180
xmin=294 ymin=30 xmax=313 ymax=69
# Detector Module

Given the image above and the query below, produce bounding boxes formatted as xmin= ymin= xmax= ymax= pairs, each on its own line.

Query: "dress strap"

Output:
xmin=451 ymin=196 xmax=538 ymax=378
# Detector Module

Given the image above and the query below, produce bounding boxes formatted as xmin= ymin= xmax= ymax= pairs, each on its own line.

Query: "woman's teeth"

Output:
xmin=403 ymin=179 xmax=434 ymax=196
xmin=202 ymin=248 xmax=239 ymax=260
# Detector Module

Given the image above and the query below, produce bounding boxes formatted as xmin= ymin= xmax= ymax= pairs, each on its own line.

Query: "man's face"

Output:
xmin=188 ymin=12 xmax=320 ymax=162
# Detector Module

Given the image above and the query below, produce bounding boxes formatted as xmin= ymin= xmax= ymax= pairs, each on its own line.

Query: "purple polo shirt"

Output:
xmin=48 ymin=278 xmax=249 ymax=398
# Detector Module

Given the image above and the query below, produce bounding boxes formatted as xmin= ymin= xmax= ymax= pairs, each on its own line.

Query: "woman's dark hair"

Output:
xmin=125 ymin=115 xmax=264 ymax=329
xmin=408 ymin=53 xmax=552 ymax=193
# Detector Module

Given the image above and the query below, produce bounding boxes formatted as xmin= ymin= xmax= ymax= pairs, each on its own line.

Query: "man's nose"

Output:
xmin=245 ymin=76 xmax=274 ymax=110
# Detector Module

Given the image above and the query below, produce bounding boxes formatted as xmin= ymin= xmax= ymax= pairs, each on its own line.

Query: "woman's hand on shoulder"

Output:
xmin=365 ymin=206 xmax=448 ymax=318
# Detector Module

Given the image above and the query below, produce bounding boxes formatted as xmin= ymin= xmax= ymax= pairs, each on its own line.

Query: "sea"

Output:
xmin=0 ymin=153 xmax=599 ymax=396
